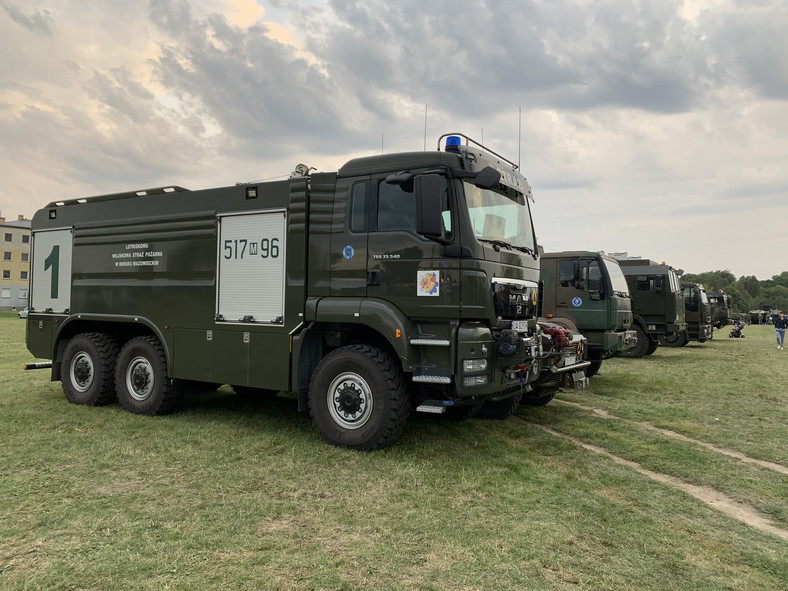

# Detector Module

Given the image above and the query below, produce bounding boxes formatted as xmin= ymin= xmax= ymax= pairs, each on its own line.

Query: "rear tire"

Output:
xmin=115 ymin=336 xmax=182 ymax=416
xmin=309 ymin=345 xmax=409 ymax=450
xmin=62 ymin=332 xmax=119 ymax=406
xmin=645 ymin=338 xmax=659 ymax=355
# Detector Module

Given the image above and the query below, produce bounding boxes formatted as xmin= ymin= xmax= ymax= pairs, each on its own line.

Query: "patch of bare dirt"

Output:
xmin=556 ymin=400 xmax=788 ymax=476
xmin=528 ymin=422 xmax=788 ymax=541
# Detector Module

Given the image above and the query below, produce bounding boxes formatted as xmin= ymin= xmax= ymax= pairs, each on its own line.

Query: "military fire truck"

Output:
xmin=539 ymin=251 xmax=636 ymax=377
xmin=616 ymin=258 xmax=687 ymax=358
xmin=24 ymin=134 xmax=587 ymax=450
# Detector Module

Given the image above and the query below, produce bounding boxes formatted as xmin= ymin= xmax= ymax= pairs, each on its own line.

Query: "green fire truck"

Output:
xmin=24 ymin=134 xmax=587 ymax=450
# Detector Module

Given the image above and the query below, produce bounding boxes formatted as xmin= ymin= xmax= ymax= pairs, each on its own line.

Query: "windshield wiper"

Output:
xmin=479 ymin=239 xmax=537 ymax=258
xmin=478 ymin=238 xmax=513 ymax=251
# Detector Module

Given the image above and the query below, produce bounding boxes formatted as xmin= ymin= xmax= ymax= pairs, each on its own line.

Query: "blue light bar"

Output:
xmin=445 ymin=136 xmax=462 ymax=150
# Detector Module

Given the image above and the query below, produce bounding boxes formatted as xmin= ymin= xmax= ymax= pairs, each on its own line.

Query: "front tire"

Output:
xmin=660 ymin=331 xmax=687 ymax=348
xmin=309 ymin=345 xmax=409 ymax=451
xmin=61 ymin=332 xmax=119 ymax=406
xmin=115 ymin=336 xmax=182 ymax=416
xmin=619 ymin=324 xmax=648 ymax=358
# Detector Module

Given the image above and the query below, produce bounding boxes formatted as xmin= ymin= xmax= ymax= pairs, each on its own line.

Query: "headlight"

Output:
xmin=463 ymin=358 xmax=488 ymax=374
xmin=463 ymin=375 xmax=489 ymax=387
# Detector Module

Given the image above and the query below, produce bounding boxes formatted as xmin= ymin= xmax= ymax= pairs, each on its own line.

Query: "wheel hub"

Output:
xmin=132 ymin=366 xmax=150 ymax=391
xmin=337 ymin=385 xmax=364 ymax=416
xmin=327 ymin=373 xmax=374 ymax=430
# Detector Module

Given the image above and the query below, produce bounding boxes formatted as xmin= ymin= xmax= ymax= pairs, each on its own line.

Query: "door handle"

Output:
xmin=367 ymin=269 xmax=382 ymax=286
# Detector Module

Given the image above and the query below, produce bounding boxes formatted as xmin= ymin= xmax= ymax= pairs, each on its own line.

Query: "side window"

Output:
xmin=377 ymin=181 xmax=416 ymax=232
xmin=559 ymin=261 xmax=575 ymax=287
xmin=349 ymin=181 xmax=368 ymax=233
xmin=587 ymin=260 xmax=604 ymax=295
xmin=636 ymin=275 xmax=651 ymax=291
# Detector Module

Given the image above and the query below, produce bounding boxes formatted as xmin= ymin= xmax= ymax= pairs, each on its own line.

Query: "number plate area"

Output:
xmin=510 ymin=320 xmax=529 ymax=333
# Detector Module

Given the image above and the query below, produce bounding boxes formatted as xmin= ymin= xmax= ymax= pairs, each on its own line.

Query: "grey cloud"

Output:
xmin=1 ymin=1 xmax=54 ymax=36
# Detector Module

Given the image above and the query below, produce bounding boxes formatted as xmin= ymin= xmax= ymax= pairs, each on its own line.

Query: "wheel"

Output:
xmin=115 ymin=336 xmax=182 ymax=415
xmin=585 ymin=360 xmax=602 ymax=378
xmin=659 ymin=331 xmax=687 ymax=348
xmin=309 ymin=345 xmax=409 ymax=450
xmin=61 ymin=332 xmax=119 ymax=406
xmin=619 ymin=324 xmax=648 ymax=358
xmin=645 ymin=338 xmax=659 ymax=355
xmin=476 ymin=392 xmax=523 ymax=419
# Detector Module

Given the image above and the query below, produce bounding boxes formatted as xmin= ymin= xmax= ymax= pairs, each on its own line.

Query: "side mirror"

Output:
xmin=414 ymin=174 xmax=443 ymax=237
xmin=474 ymin=166 xmax=501 ymax=189
xmin=385 ymin=171 xmax=414 ymax=185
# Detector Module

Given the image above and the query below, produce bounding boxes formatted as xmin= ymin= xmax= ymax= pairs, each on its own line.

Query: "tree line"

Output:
xmin=681 ymin=270 xmax=788 ymax=314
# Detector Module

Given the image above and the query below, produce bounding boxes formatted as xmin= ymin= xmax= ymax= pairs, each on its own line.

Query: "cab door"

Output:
xmin=365 ymin=174 xmax=460 ymax=320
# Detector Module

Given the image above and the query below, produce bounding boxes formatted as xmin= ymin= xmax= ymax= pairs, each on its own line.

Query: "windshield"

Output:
xmin=699 ymin=289 xmax=709 ymax=304
xmin=463 ymin=181 xmax=536 ymax=251
xmin=668 ymin=269 xmax=681 ymax=293
xmin=602 ymin=259 xmax=630 ymax=296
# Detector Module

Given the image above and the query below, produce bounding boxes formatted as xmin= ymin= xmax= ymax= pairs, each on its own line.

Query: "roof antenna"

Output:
xmin=518 ymin=106 xmax=522 ymax=169
xmin=423 ymin=105 xmax=428 ymax=151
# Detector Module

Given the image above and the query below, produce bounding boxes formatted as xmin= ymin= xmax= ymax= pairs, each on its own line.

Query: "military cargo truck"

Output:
xmin=538 ymin=251 xmax=636 ymax=377
xmin=615 ymin=259 xmax=687 ymax=358
xmin=706 ymin=291 xmax=732 ymax=329
xmin=660 ymin=283 xmax=712 ymax=347
xmin=24 ymin=134 xmax=588 ymax=450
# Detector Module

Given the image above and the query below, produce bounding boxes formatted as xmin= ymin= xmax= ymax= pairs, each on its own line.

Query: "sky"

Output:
xmin=1 ymin=0 xmax=786 ymax=280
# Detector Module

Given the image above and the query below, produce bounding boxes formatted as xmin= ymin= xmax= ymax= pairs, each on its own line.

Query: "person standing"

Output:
xmin=775 ymin=312 xmax=788 ymax=350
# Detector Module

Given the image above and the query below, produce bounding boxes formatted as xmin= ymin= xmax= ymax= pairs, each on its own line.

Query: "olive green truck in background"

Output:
xmin=615 ymin=258 xmax=687 ymax=358
xmin=660 ymin=282 xmax=712 ymax=347
xmin=539 ymin=251 xmax=636 ymax=377
xmin=24 ymin=134 xmax=588 ymax=450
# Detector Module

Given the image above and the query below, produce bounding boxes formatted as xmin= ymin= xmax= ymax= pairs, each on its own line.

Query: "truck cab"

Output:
xmin=616 ymin=259 xmax=687 ymax=358
xmin=707 ymin=291 xmax=732 ymax=329
xmin=539 ymin=251 xmax=636 ymax=376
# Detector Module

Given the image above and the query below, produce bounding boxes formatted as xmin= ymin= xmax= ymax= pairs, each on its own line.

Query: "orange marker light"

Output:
xmin=395 ymin=329 xmax=402 ymax=339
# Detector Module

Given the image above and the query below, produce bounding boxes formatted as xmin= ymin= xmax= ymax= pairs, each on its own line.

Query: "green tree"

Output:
xmin=737 ymin=275 xmax=761 ymax=299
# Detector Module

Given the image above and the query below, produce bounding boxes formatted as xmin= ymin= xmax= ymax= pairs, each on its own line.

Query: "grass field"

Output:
xmin=1 ymin=311 xmax=786 ymax=590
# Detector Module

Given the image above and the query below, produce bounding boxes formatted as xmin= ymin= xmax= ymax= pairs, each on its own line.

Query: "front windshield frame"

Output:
xmin=602 ymin=259 xmax=630 ymax=296
xmin=668 ymin=269 xmax=681 ymax=293
xmin=462 ymin=180 xmax=536 ymax=251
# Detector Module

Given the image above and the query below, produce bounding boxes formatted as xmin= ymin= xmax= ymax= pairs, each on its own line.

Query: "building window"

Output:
xmin=2 ymin=270 xmax=10 ymax=279
xmin=21 ymin=270 xmax=28 ymax=280
xmin=2 ymin=252 xmax=9 ymax=261
xmin=21 ymin=253 xmax=29 ymax=262
xmin=3 ymin=233 xmax=11 ymax=243
xmin=22 ymin=235 xmax=30 ymax=244
xmin=20 ymin=289 xmax=28 ymax=298
xmin=1 ymin=288 xmax=9 ymax=298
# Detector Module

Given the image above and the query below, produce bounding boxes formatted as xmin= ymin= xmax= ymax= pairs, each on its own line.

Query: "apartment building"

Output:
xmin=1 ymin=215 xmax=32 ymax=310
